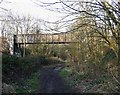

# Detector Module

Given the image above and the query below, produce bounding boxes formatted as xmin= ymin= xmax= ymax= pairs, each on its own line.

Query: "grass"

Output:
xmin=60 ymin=66 xmax=120 ymax=93
xmin=60 ymin=67 xmax=71 ymax=77
xmin=15 ymin=71 xmax=40 ymax=93
xmin=60 ymin=67 xmax=78 ymax=87
xmin=25 ymin=72 xmax=39 ymax=93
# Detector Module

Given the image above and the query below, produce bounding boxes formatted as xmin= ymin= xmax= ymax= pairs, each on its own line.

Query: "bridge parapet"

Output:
xmin=13 ymin=32 xmax=79 ymax=56
xmin=15 ymin=32 xmax=75 ymax=44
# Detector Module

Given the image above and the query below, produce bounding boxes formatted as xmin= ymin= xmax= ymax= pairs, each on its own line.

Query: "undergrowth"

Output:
xmin=15 ymin=72 xmax=40 ymax=93
xmin=2 ymin=54 xmax=55 ymax=93
xmin=60 ymin=66 xmax=120 ymax=93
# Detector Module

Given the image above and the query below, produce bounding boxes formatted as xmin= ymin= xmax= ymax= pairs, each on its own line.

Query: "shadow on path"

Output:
xmin=38 ymin=64 xmax=74 ymax=93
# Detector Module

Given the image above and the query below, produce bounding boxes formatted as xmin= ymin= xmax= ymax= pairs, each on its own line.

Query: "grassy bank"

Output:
xmin=2 ymin=54 xmax=65 ymax=93
xmin=14 ymin=71 xmax=40 ymax=93
xmin=60 ymin=66 xmax=119 ymax=93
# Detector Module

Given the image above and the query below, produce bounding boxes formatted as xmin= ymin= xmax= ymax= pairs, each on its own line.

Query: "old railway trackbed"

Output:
xmin=37 ymin=64 xmax=74 ymax=93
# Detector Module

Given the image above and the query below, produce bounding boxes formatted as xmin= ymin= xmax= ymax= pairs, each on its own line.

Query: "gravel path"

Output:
xmin=38 ymin=64 xmax=74 ymax=93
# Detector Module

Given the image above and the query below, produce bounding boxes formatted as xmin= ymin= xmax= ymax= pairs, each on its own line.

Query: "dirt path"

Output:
xmin=38 ymin=64 xmax=74 ymax=93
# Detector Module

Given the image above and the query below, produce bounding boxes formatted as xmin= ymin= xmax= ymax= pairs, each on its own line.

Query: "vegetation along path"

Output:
xmin=38 ymin=64 xmax=74 ymax=93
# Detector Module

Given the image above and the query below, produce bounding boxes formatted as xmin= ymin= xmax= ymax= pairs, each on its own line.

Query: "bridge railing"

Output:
xmin=14 ymin=32 xmax=76 ymax=44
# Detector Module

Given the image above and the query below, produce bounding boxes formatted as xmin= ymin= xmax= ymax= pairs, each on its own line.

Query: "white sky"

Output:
xmin=0 ymin=0 xmax=113 ymax=23
xmin=0 ymin=0 xmax=62 ymax=21
xmin=0 ymin=0 xmax=114 ymax=36
xmin=0 ymin=0 xmax=66 ymax=36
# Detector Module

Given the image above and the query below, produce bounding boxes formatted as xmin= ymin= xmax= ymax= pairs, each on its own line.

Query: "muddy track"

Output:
xmin=38 ymin=64 xmax=74 ymax=93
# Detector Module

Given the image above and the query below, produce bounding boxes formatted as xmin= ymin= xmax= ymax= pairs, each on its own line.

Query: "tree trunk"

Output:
xmin=118 ymin=35 xmax=120 ymax=82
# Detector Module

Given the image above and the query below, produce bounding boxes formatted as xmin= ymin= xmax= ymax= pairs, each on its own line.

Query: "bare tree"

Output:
xmin=34 ymin=0 xmax=120 ymax=85
xmin=1 ymin=12 xmax=42 ymax=56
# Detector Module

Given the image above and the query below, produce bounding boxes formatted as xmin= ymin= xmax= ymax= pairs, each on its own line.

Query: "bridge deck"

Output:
xmin=14 ymin=32 xmax=75 ymax=44
xmin=17 ymin=41 xmax=79 ymax=44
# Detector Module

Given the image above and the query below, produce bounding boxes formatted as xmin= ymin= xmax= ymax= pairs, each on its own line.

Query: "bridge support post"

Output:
xmin=13 ymin=35 xmax=23 ymax=57
xmin=18 ymin=43 xmax=22 ymax=57
xmin=23 ymin=36 xmax=26 ymax=57
xmin=13 ymin=35 xmax=17 ymax=55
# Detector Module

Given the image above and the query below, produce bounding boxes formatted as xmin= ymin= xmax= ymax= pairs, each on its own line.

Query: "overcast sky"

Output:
xmin=0 ymin=0 xmax=63 ymax=21
xmin=0 ymin=0 xmax=113 ymax=23
xmin=0 ymin=0 xmax=66 ymax=36
xmin=0 ymin=0 xmax=114 ymax=36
